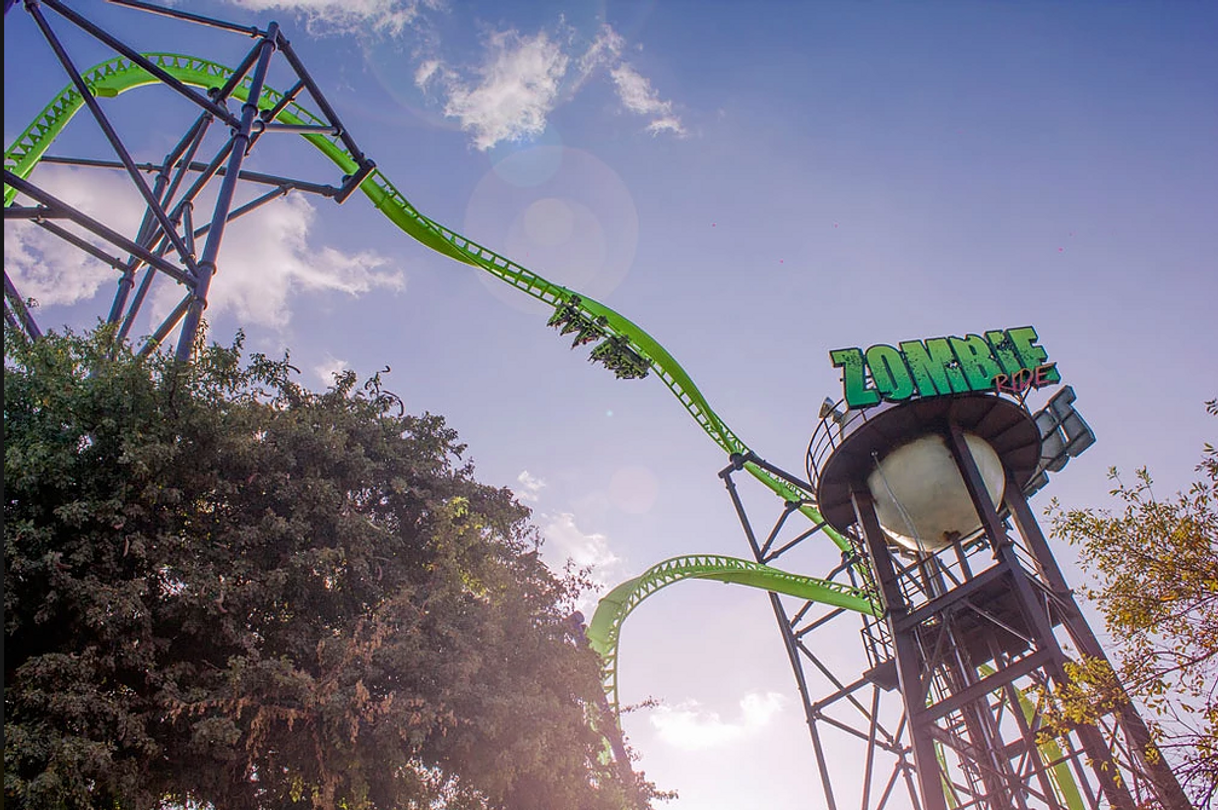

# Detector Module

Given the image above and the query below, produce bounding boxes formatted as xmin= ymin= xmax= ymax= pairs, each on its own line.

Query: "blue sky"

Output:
xmin=4 ymin=2 xmax=1216 ymax=807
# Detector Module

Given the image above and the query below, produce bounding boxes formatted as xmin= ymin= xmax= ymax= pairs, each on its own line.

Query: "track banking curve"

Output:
xmin=585 ymin=555 xmax=877 ymax=718
xmin=3 ymin=52 xmax=849 ymax=552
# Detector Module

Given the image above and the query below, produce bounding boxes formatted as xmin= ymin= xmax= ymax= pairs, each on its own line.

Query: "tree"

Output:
xmin=4 ymin=325 xmax=658 ymax=810
xmin=1047 ymin=400 xmax=1217 ymax=809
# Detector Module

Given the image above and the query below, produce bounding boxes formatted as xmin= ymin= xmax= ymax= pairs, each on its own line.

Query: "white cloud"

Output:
xmin=150 ymin=192 xmax=403 ymax=331
xmin=225 ymin=0 xmax=441 ymax=37
xmin=515 ymin=470 xmax=547 ymax=502
xmin=610 ymin=62 xmax=687 ymax=137
xmin=4 ymin=166 xmax=145 ymax=309
xmin=407 ymin=20 xmax=683 ymax=150
xmin=570 ymin=24 xmax=685 ymax=138
xmin=540 ymin=512 xmax=619 ymax=609
xmin=4 ymin=164 xmax=402 ymax=336
xmin=542 ymin=512 xmax=617 ymax=571
xmin=650 ymin=692 xmax=786 ymax=751
xmin=414 ymin=58 xmax=442 ymax=89
xmin=432 ymin=29 xmax=570 ymax=151
xmin=220 ymin=8 xmax=684 ymax=150
xmin=314 ymin=355 xmax=349 ymax=386
xmin=574 ymin=24 xmax=625 ymax=87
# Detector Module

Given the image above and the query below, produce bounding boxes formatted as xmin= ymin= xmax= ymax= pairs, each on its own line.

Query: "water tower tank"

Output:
xmin=865 ymin=431 xmax=1006 ymax=552
xmin=810 ymin=395 xmax=1043 ymax=550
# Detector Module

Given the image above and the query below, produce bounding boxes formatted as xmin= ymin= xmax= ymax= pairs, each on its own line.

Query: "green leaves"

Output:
xmin=4 ymin=326 xmax=650 ymax=810
xmin=1047 ymin=399 xmax=1218 ymax=809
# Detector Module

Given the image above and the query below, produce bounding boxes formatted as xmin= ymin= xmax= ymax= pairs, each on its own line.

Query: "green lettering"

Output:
xmin=900 ymin=338 xmax=969 ymax=397
xmin=1007 ymin=326 xmax=1060 ymax=384
xmin=984 ymin=330 xmax=1026 ymax=376
xmin=950 ymin=334 xmax=1004 ymax=391
xmin=831 ymin=348 xmax=880 ymax=408
xmin=866 ymin=344 xmax=915 ymax=401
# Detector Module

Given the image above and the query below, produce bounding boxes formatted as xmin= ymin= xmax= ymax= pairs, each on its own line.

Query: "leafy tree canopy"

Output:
xmin=1048 ymin=400 xmax=1217 ymax=809
xmin=4 ymin=326 xmax=655 ymax=810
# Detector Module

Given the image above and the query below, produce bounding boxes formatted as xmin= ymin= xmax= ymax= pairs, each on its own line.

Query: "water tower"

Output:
xmin=804 ymin=330 xmax=1190 ymax=810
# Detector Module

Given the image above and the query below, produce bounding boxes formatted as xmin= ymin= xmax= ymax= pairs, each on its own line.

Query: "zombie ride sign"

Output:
xmin=830 ymin=326 xmax=1059 ymax=409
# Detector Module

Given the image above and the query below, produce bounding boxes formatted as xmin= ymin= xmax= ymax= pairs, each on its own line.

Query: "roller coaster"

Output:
xmin=4 ymin=4 xmax=1190 ymax=809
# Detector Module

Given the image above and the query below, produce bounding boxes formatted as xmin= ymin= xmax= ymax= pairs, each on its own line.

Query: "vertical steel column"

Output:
xmin=27 ymin=4 xmax=200 ymax=277
xmin=4 ymin=274 xmax=42 ymax=340
xmin=174 ymin=22 xmax=279 ymax=360
xmin=720 ymin=466 xmax=839 ymax=810
xmin=108 ymin=112 xmax=213 ymax=326
xmin=851 ymin=486 xmax=948 ymax=810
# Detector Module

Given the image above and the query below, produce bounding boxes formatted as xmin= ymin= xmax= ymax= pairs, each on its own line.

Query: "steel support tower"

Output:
xmin=3 ymin=0 xmax=374 ymax=359
xmin=733 ymin=392 xmax=1192 ymax=810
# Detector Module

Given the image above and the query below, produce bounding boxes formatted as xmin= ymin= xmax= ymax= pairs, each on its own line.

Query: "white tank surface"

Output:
xmin=865 ymin=432 xmax=1006 ymax=553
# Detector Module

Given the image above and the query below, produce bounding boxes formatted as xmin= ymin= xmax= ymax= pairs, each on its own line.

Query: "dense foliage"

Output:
xmin=1048 ymin=400 xmax=1217 ymax=809
xmin=3 ymin=327 xmax=652 ymax=810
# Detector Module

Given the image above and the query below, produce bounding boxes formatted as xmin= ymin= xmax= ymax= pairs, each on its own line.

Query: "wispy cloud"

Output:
xmin=540 ymin=512 xmax=619 ymax=610
xmin=610 ymin=62 xmax=687 ymax=137
xmin=221 ymin=6 xmax=687 ymax=151
xmin=3 ymin=167 xmax=141 ymax=308
xmin=574 ymin=24 xmax=625 ymax=86
xmin=225 ymin=0 xmax=440 ymax=37
xmin=515 ymin=470 xmax=547 ymax=502
xmin=570 ymin=24 xmax=685 ymax=136
xmin=651 ymin=692 xmax=787 ymax=750
xmin=414 ymin=58 xmax=442 ymax=89
xmin=150 ymin=192 xmax=402 ymax=331
xmin=314 ymin=355 xmax=350 ymax=386
xmin=542 ymin=512 xmax=618 ymax=572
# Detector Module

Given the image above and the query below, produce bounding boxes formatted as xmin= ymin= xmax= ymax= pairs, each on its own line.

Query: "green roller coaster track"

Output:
xmin=584 ymin=554 xmax=878 ymax=718
xmin=3 ymin=47 xmax=868 ymax=781
xmin=4 ymin=52 xmax=1082 ymax=808
xmin=2 ymin=52 xmax=851 ymax=558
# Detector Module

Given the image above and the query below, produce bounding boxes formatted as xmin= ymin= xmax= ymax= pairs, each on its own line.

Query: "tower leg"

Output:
xmin=852 ymin=487 xmax=950 ymax=810
xmin=1003 ymin=483 xmax=1193 ymax=810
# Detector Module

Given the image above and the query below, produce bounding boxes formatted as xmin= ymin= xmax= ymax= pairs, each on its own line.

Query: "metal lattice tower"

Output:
xmin=3 ymin=0 xmax=374 ymax=359
xmin=761 ymin=392 xmax=1192 ymax=810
